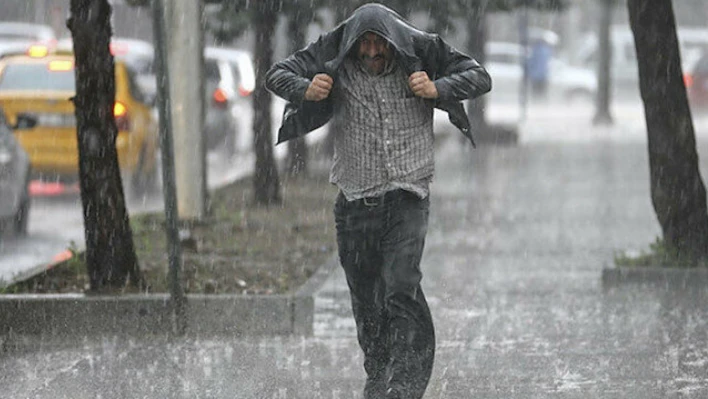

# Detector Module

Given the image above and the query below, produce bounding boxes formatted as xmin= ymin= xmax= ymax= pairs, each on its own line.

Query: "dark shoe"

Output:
xmin=385 ymin=387 xmax=402 ymax=399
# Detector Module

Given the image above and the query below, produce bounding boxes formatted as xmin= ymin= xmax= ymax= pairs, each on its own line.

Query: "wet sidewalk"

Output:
xmin=2 ymin=106 xmax=708 ymax=398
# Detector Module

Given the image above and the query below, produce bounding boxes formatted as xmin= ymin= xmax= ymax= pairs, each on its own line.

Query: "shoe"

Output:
xmin=385 ymin=387 xmax=402 ymax=399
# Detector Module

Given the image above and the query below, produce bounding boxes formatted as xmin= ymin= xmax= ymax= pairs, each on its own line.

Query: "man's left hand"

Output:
xmin=409 ymin=71 xmax=439 ymax=99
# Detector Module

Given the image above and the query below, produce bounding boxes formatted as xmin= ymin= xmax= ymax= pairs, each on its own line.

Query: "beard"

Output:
xmin=361 ymin=54 xmax=387 ymax=75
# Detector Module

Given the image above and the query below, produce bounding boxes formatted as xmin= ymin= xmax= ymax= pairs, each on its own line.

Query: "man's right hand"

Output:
xmin=304 ymin=73 xmax=333 ymax=102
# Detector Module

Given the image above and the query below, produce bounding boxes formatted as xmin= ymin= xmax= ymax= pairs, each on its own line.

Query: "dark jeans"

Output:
xmin=334 ymin=189 xmax=435 ymax=399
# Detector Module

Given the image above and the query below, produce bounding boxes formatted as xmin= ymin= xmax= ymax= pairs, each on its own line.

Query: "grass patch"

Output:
xmin=3 ymin=172 xmax=338 ymax=295
xmin=614 ymin=237 xmax=708 ymax=269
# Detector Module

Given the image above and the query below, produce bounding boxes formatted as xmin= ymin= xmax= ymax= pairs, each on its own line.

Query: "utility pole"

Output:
xmin=164 ymin=0 xmax=207 ymax=220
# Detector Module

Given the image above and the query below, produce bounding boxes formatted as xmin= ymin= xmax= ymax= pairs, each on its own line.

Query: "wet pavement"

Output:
xmin=2 ymin=104 xmax=708 ymax=398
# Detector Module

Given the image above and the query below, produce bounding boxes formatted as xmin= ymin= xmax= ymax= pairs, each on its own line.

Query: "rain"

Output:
xmin=1 ymin=0 xmax=708 ymax=398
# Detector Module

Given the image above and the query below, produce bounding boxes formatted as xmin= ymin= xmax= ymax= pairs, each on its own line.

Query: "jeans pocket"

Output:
xmin=402 ymin=191 xmax=430 ymax=212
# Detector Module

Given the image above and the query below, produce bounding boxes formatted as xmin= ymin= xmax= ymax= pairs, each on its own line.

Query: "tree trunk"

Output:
xmin=593 ymin=0 xmax=614 ymax=125
xmin=628 ymin=0 xmax=708 ymax=262
xmin=252 ymin=1 xmax=281 ymax=204
xmin=68 ymin=0 xmax=141 ymax=291
xmin=286 ymin=8 xmax=309 ymax=177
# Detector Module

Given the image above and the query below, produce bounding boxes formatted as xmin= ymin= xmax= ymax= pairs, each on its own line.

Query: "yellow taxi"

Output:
xmin=0 ymin=46 xmax=159 ymax=195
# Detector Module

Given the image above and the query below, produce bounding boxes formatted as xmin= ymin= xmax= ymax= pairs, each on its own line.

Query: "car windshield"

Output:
xmin=0 ymin=63 xmax=75 ymax=91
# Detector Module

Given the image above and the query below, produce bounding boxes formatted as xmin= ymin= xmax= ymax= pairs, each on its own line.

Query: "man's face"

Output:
xmin=357 ymin=32 xmax=392 ymax=75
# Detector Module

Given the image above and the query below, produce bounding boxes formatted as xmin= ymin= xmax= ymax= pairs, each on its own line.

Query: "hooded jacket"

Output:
xmin=265 ymin=3 xmax=492 ymax=146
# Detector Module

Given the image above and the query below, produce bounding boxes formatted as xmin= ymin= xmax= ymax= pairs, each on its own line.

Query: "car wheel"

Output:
xmin=13 ymin=189 xmax=30 ymax=236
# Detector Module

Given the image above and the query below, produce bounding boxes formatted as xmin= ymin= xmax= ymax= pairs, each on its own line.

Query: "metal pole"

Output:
xmin=151 ymin=0 xmax=185 ymax=335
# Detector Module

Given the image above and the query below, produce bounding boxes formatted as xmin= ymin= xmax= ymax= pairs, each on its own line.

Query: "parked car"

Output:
xmin=204 ymin=47 xmax=255 ymax=157
xmin=0 ymin=108 xmax=34 ymax=236
xmin=485 ymin=41 xmax=597 ymax=104
xmin=687 ymin=52 xmax=708 ymax=113
xmin=0 ymin=50 xmax=159 ymax=196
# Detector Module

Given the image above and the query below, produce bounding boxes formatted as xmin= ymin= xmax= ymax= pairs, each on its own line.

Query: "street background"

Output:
xmin=1 ymin=1 xmax=708 ymax=397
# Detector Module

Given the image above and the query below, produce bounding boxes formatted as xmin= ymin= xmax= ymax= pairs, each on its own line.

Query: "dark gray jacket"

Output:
xmin=265 ymin=3 xmax=492 ymax=146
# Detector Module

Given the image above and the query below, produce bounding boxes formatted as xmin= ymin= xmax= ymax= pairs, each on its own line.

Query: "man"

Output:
xmin=266 ymin=3 xmax=491 ymax=398
xmin=527 ymin=37 xmax=553 ymax=99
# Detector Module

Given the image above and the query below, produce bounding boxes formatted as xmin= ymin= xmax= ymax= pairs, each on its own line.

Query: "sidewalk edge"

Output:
xmin=601 ymin=266 xmax=708 ymax=290
xmin=0 ymin=254 xmax=338 ymax=342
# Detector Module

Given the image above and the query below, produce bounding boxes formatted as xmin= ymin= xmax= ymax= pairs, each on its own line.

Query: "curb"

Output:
xmin=601 ymin=266 xmax=708 ymax=290
xmin=0 ymin=254 xmax=339 ymax=341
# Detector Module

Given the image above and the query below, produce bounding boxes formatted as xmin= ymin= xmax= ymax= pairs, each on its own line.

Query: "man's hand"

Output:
xmin=409 ymin=71 xmax=439 ymax=99
xmin=304 ymin=73 xmax=333 ymax=102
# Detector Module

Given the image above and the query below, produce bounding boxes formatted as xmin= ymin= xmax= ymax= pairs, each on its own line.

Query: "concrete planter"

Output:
xmin=602 ymin=266 xmax=708 ymax=290
xmin=0 ymin=255 xmax=338 ymax=341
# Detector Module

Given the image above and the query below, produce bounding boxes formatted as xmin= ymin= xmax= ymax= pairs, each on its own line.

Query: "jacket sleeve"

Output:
xmin=265 ymin=32 xmax=335 ymax=105
xmin=430 ymin=35 xmax=492 ymax=102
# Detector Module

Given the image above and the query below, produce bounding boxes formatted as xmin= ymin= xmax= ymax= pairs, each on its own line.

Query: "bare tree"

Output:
xmin=628 ymin=0 xmax=708 ymax=262
xmin=68 ymin=0 xmax=142 ymax=291
xmin=593 ymin=0 xmax=614 ymax=125
xmin=252 ymin=0 xmax=281 ymax=204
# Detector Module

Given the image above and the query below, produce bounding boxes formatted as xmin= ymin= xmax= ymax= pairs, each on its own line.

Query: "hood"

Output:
xmin=324 ymin=3 xmax=424 ymax=73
